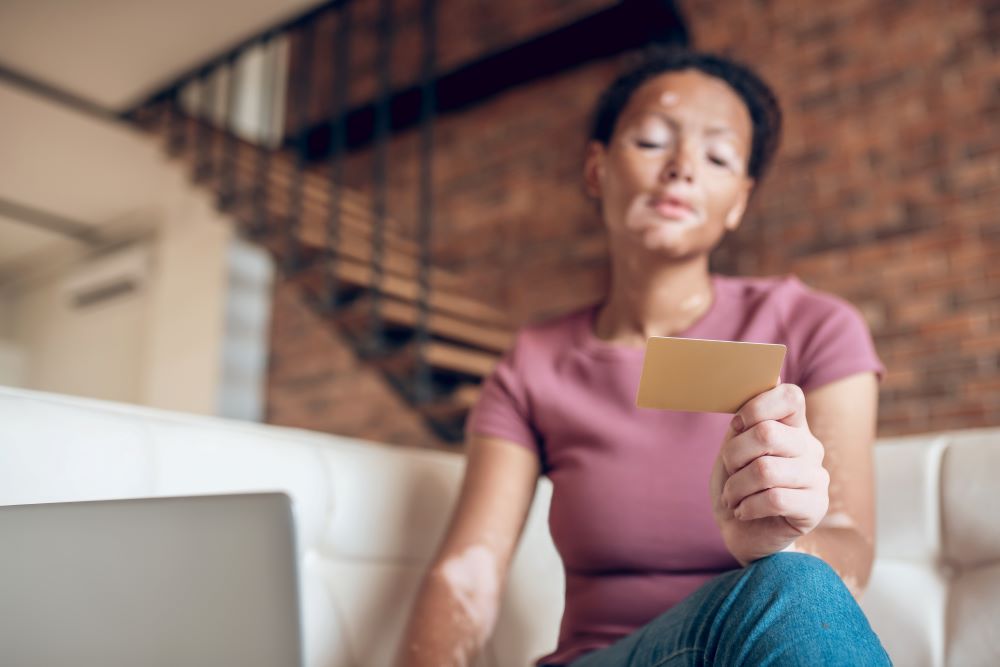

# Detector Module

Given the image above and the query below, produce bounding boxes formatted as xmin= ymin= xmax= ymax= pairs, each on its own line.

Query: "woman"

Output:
xmin=398 ymin=50 xmax=890 ymax=666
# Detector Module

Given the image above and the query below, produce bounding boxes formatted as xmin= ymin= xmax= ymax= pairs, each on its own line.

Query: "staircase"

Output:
xmin=133 ymin=103 xmax=512 ymax=443
xmin=122 ymin=0 xmax=679 ymax=445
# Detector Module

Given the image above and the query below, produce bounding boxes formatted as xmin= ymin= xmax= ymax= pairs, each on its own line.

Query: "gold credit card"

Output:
xmin=636 ymin=337 xmax=787 ymax=414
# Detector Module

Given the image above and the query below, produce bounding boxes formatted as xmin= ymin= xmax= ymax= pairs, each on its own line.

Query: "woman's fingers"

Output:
xmin=732 ymin=382 xmax=807 ymax=433
xmin=733 ymin=486 xmax=829 ymax=526
xmin=721 ymin=455 xmax=824 ymax=509
xmin=721 ymin=419 xmax=823 ymax=474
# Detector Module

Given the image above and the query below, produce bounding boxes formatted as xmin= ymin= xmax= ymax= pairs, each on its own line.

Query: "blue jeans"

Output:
xmin=564 ymin=553 xmax=892 ymax=667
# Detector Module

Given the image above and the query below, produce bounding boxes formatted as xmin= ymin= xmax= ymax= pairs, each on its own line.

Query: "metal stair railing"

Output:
xmin=130 ymin=0 xmax=508 ymax=443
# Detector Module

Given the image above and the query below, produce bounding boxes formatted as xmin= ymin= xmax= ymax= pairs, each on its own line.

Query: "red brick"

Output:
xmin=266 ymin=0 xmax=1000 ymax=447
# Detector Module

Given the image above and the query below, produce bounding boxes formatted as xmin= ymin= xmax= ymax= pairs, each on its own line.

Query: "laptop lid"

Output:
xmin=0 ymin=492 xmax=303 ymax=667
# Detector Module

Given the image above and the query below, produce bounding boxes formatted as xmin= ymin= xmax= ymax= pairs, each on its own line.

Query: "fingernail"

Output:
xmin=730 ymin=415 xmax=744 ymax=433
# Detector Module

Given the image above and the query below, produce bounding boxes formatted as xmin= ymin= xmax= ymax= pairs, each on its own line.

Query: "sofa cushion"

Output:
xmin=3 ymin=387 xmax=999 ymax=667
xmin=941 ymin=431 xmax=1000 ymax=667
xmin=872 ymin=434 xmax=947 ymax=563
xmin=0 ymin=390 xmax=155 ymax=504
xmin=149 ymin=419 xmax=332 ymax=555
xmin=941 ymin=431 xmax=1000 ymax=569
xmin=860 ymin=559 xmax=946 ymax=667
xmin=946 ymin=562 xmax=1000 ymax=666
xmin=320 ymin=444 xmax=464 ymax=562
xmin=493 ymin=479 xmax=564 ymax=666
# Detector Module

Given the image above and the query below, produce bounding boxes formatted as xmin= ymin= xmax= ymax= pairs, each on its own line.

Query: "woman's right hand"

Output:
xmin=708 ymin=382 xmax=830 ymax=566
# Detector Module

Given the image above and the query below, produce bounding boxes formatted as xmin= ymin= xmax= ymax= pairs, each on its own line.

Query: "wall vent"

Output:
xmin=62 ymin=245 xmax=148 ymax=309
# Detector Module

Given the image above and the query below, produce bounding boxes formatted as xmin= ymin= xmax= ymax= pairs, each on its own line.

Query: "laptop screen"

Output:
xmin=0 ymin=493 xmax=302 ymax=667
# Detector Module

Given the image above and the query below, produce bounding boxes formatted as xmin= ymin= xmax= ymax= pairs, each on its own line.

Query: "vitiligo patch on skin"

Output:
xmin=842 ymin=573 xmax=862 ymax=598
xmin=785 ymin=542 xmax=864 ymax=598
xmin=659 ymin=92 xmax=679 ymax=106
xmin=436 ymin=545 xmax=500 ymax=647
xmin=784 ymin=541 xmax=820 ymax=558
xmin=819 ymin=511 xmax=857 ymax=531
xmin=679 ymin=291 xmax=708 ymax=312
xmin=624 ymin=198 xmax=705 ymax=252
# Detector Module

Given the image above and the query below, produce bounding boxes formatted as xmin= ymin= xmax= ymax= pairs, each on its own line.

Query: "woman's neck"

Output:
xmin=594 ymin=252 xmax=715 ymax=347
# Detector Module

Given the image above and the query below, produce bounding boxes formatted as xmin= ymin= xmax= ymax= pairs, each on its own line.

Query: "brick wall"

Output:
xmin=683 ymin=0 xmax=1000 ymax=434
xmin=266 ymin=280 xmax=444 ymax=448
xmin=267 ymin=0 xmax=999 ymax=443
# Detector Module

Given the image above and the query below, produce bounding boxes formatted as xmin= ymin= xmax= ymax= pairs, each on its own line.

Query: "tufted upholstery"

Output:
xmin=1 ymin=386 xmax=997 ymax=666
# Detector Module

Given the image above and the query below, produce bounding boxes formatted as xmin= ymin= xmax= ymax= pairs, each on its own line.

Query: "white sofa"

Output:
xmin=1 ymin=386 xmax=997 ymax=666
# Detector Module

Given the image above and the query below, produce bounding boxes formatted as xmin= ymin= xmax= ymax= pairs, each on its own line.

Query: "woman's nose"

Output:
xmin=661 ymin=147 xmax=696 ymax=183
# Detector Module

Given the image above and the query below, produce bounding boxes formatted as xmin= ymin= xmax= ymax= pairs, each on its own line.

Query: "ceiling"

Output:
xmin=0 ymin=1 xmax=324 ymax=282
xmin=0 ymin=77 xmax=174 ymax=286
xmin=0 ymin=214 xmax=72 ymax=268
xmin=0 ymin=0 xmax=323 ymax=112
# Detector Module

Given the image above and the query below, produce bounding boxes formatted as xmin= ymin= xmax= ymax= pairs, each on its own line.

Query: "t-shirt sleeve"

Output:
xmin=788 ymin=290 xmax=886 ymax=392
xmin=465 ymin=332 xmax=542 ymax=457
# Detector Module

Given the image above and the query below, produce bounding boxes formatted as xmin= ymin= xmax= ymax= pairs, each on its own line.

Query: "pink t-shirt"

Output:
xmin=466 ymin=273 xmax=886 ymax=666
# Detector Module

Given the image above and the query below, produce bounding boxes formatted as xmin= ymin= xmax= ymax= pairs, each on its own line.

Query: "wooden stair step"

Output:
xmin=232 ymin=158 xmax=417 ymax=249
xmin=418 ymin=384 xmax=482 ymax=423
xmin=293 ymin=275 xmax=511 ymax=353
xmin=156 ymin=125 xmax=509 ymax=328
xmin=161 ymin=120 xmax=413 ymax=249
xmin=263 ymin=197 xmax=468 ymax=293
xmin=259 ymin=155 xmax=392 ymax=225
xmin=424 ymin=341 xmax=498 ymax=378
xmin=228 ymin=195 xmax=430 ymax=285
xmin=375 ymin=299 xmax=511 ymax=353
xmin=163 ymin=125 xmax=475 ymax=297
xmin=146 ymin=114 xmax=500 ymax=425
xmin=363 ymin=338 xmax=498 ymax=380
xmin=287 ymin=255 xmax=509 ymax=328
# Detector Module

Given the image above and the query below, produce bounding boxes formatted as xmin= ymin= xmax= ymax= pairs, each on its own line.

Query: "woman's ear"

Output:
xmin=583 ymin=141 xmax=605 ymax=199
xmin=724 ymin=178 xmax=755 ymax=231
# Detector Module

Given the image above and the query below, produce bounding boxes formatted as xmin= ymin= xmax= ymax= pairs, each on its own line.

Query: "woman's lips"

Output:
xmin=650 ymin=198 xmax=697 ymax=221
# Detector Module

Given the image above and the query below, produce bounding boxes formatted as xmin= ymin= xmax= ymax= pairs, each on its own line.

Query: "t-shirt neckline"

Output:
xmin=576 ymin=273 xmax=731 ymax=359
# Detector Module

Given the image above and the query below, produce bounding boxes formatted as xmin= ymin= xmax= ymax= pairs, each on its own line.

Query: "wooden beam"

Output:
xmin=418 ymin=384 xmax=482 ymax=422
xmin=314 ymin=290 xmax=512 ymax=352
xmin=292 ymin=0 xmax=688 ymax=159
xmin=160 ymin=121 xmax=475 ymax=294
xmin=425 ymin=341 xmax=498 ymax=377
xmin=155 ymin=118 xmax=511 ymax=327
xmin=288 ymin=252 xmax=509 ymax=326
xmin=377 ymin=300 xmax=511 ymax=352
xmin=254 ymin=190 xmax=469 ymax=292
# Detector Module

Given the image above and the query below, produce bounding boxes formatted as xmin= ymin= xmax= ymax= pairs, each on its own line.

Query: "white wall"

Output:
xmin=0 ymin=341 xmax=24 ymax=387
xmin=5 ymin=207 xmax=236 ymax=414
xmin=0 ymin=78 xmax=271 ymax=418
xmin=0 ymin=291 xmax=24 ymax=386
xmin=140 ymin=191 xmax=233 ymax=415
xmin=0 ymin=291 xmax=12 ymax=339
xmin=11 ymin=246 xmax=148 ymax=404
xmin=0 ymin=85 xmax=166 ymax=239
xmin=0 ymin=0 xmax=315 ymax=110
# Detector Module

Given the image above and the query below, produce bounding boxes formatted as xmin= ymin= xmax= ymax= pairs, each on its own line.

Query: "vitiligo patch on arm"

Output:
xmin=635 ymin=336 xmax=786 ymax=414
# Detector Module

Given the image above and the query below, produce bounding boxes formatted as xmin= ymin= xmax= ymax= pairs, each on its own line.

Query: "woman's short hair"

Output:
xmin=589 ymin=48 xmax=783 ymax=181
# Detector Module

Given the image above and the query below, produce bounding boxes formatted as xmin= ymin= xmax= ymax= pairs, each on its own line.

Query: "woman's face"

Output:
xmin=585 ymin=69 xmax=755 ymax=259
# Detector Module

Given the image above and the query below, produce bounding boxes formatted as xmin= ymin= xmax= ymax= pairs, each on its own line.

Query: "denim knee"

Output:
xmin=720 ymin=552 xmax=890 ymax=665
xmin=744 ymin=552 xmax=843 ymax=592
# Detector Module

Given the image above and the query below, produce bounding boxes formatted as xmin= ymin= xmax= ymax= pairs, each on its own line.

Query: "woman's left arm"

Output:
xmin=711 ymin=371 xmax=880 ymax=596
xmin=785 ymin=371 xmax=879 ymax=595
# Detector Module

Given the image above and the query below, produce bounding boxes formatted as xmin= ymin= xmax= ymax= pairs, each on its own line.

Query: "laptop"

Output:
xmin=0 ymin=492 xmax=303 ymax=667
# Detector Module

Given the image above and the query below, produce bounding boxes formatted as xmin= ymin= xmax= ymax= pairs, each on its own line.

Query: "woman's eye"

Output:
xmin=708 ymin=155 xmax=731 ymax=168
xmin=636 ymin=140 xmax=665 ymax=149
